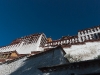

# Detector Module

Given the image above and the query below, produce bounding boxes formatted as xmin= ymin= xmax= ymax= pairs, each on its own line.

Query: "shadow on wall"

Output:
xmin=10 ymin=47 xmax=68 ymax=75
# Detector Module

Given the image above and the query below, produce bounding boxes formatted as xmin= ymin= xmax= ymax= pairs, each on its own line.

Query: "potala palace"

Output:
xmin=0 ymin=25 xmax=100 ymax=75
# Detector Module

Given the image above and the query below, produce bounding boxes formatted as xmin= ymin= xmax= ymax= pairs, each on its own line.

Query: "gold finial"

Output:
xmin=47 ymin=37 xmax=52 ymax=42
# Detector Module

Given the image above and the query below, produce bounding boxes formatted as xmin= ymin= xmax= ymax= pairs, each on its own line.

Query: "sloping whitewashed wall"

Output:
xmin=0 ymin=57 xmax=27 ymax=75
xmin=0 ymin=47 xmax=67 ymax=75
xmin=0 ymin=33 xmax=47 ymax=54
xmin=64 ymin=41 xmax=100 ymax=62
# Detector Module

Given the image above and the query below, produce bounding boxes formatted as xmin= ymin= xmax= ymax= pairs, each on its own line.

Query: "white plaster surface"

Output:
xmin=64 ymin=41 xmax=100 ymax=62
xmin=0 ymin=34 xmax=45 ymax=54
xmin=0 ymin=57 xmax=27 ymax=75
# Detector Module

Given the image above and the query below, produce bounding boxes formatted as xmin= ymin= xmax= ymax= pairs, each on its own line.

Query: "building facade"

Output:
xmin=0 ymin=25 xmax=100 ymax=75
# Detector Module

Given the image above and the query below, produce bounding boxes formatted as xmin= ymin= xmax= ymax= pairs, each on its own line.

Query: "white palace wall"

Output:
xmin=64 ymin=41 xmax=100 ymax=62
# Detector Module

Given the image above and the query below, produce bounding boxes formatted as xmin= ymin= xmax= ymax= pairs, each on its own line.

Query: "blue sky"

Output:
xmin=0 ymin=0 xmax=100 ymax=46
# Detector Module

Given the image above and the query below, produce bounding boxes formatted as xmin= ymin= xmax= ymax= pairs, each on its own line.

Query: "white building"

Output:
xmin=0 ymin=33 xmax=47 ymax=54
